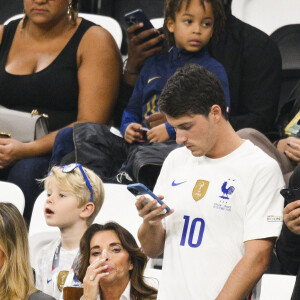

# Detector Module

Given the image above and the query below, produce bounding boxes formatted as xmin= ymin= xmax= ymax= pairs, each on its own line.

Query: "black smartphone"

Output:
xmin=124 ymin=9 xmax=157 ymax=36
xmin=280 ymin=188 xmax=300 ymax=204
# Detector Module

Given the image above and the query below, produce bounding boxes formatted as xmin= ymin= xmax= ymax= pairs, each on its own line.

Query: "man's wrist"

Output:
xmin=123 ymin=58 xmax=140 ymax=75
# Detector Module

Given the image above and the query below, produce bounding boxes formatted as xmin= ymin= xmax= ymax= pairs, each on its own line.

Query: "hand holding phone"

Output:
xmin=127 ymin=183 xmax=171 ymax=214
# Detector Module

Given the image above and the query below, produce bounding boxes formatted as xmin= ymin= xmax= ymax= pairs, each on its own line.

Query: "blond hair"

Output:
xmin=0 ymin=203 xmax=36 ymax=300
xmin=43 ymin=165 xmax=105 ymax=225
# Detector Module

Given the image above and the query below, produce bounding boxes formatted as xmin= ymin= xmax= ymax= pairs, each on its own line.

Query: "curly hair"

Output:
xmin=163 ymin=0 xmax=226 ymax=46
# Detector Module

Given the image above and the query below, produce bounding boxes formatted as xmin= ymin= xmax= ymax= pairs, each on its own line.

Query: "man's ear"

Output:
xmin=210 ymin=105 xmax=222 ymax=121
xmin=80 ymin=202 xmax=95 ymax=219
xmin=167 ymin=17 xmax=175 ymax=33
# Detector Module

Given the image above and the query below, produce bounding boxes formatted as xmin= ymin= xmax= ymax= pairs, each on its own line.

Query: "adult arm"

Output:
xmin=216 ymin=238 xmax=275 ymax=300
xmin=276 ymin=200 xmax=300 ymax=275
xmin=124 ymin=23 xmax=165 ymax=86
xmin=0 ymin=25 xmax=122 ymax=168
xmin=114 ymin=24 xmax=165 ymax=125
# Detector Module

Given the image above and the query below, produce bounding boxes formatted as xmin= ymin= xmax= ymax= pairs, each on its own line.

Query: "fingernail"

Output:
xmin=101 ymin=258 xmax=106 ymax=262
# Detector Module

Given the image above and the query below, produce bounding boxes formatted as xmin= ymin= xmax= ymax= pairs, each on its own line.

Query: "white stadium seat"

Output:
xmin=252 ymin=274 xmax=296 ymax=300
xmin=232 ymin=0 xmax=300 ymax=35
xmin=0 ymin=180 xmax=25 ymax=214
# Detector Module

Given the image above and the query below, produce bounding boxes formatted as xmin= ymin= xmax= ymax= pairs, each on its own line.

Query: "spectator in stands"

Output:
xmin=0 ymin=202 xmax=55 ymax=300
xmin=237 ymin=79 xmax=300 ymax=185
xmin=75 ymin=222 xmax=157 ymax=300
xmin=135 ymin=64 xmax=284 ymax=299
xmin=276 ymin=166 xmax=300 ymax=300
xmin=59 ymin=0 xmax=230 ymax=189
xmin=123 ymin=0 xmax=281 ymax=133
xmin=35 ymin=163 xmax=104 ymax=300
xmin=0 ymin=0 xmax=122 ymax=222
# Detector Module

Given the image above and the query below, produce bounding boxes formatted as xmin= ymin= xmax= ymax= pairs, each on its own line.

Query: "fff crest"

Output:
xmin=192 ymin=180 xmax=210 ymax=201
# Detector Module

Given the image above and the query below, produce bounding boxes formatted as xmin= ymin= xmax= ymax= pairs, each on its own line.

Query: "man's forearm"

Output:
xmin=138 ymin=221 xmax=166 ymax=258
xmin=216 ymin=238 xmax=274 ymax=300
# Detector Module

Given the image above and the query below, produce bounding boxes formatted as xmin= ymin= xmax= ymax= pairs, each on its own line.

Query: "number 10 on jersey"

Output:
xmin=180 ymin=215 xmax=205 ymax=248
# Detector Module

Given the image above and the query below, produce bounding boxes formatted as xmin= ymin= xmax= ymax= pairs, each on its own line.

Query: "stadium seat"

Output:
xmin=28 ymin=191 xmax=59 ymax=238
xmin=93 ymin=183 xmax=143 ymax=245
xmin=252 ymin=274 xmax=296 ymax=300
xmin=4 ymin=13 xmax=123 ymax=49
xmin=144 ymin=267 xmax=162 ymax=290
xmin=231 ymin=0 xmax=300 ymax=35
xmin=270 ymin=24 xmax=300 ymax=113
xmin=0 ymin=180 xmax=25 ymax=214
xmin=150 ymin=18 xmax=164 ymax=29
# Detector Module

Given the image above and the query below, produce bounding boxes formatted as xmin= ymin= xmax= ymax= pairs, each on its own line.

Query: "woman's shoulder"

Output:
xmin=79 ymin=18 xmax=116 ymax=45
xmin=29 ymin=291 xmax=55 ymax=300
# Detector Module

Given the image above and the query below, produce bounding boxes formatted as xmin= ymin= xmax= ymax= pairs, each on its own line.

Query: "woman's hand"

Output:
xmin=283 ymin=200 xmax=300 ymax=235
xmin=277 ymin=137 xmax=300 ymax=163
xmin=0 ymin=138 xmax=28 ymax=168
xmin=124 ymin=123 xmax=142 ymax=143
xmin=147 ymin=124 xmax=169 ymax=143
xmin=83 ymin=258 xmax=109 ymax=300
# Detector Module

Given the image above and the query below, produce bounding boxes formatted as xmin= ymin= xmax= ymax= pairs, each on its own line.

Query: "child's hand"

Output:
xmin=147 ymin=124 xmax=169 ymax=142
xmin=125 ymin=123 xmax=142 ymax=143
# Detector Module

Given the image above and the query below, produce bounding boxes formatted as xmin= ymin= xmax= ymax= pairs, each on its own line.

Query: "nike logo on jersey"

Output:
xmin=172 ymin=180 xmax=187 ymax=186
xmin=147 ymin=76 xmax=161 ymax=84
xmin=47 ymin=279 xmax=52 ymax=284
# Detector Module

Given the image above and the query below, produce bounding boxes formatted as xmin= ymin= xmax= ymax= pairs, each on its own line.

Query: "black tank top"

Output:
xmin=0 ymin=18 xmax=95 ymax=131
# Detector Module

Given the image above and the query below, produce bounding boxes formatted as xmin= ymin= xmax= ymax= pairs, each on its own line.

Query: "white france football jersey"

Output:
xmin=154 ymin=140 xmax=284 ymax=300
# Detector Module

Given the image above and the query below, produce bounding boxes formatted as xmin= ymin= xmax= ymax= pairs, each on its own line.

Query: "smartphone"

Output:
xmin=280 ymin=188 xmax=300 ymax=204
xmin=124 ymin=9 xmax=158 ymax=36
xmin=138 ymin=127 xmax=149 ymax=142
xmin=127 ymin=183 xmax=170 ymax=214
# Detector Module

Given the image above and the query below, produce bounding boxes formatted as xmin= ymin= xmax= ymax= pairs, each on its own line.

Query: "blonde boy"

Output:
xmin=35 ymin=163 xmax=104 ymax=300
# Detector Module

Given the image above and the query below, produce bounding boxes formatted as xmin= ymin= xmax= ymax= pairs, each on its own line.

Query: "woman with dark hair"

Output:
xmin=0 ymin=202 xmax=55 ymax=300
xmin=0 ymin=0 xmax=122 ymax=221
xmin=75 ymin=222 xmax=157 ymax=300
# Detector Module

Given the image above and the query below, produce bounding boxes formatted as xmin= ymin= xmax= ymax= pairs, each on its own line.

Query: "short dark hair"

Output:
xmin=159 ymin=64 xmax=228 ymax=119
xmin=163 ymin=0 xmax=226 ymax=46
xmin=75 ymin=222 xmax=157 ymax=300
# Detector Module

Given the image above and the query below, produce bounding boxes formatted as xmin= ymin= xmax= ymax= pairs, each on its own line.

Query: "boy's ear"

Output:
xmin=167 ymin=17 xmax=175 ymax=33
xmin=80 ymin=202 xmax=95 ymax=219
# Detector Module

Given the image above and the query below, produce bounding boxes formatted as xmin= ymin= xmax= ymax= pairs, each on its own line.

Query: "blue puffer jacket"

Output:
xmin=120 ymin=46 xmax=231 ymax=139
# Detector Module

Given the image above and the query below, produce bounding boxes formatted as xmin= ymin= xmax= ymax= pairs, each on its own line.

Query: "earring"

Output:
xmin=22 ymin=9 xmax=28 ymax=29
xmin=67 ymin=2 xmax=72 ymax=16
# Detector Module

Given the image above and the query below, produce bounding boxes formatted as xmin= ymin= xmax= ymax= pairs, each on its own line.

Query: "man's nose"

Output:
xmin=176 ymin=130 xmax=187 ymax=144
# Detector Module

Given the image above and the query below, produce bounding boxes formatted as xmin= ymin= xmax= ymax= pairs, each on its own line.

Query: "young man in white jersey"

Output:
xmin=135 ymin=64 xmax=285 ymax=300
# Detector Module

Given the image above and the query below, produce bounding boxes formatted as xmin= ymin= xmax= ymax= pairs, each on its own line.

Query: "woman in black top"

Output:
xmin=0 ymin=0 xmax=122 ymax=221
